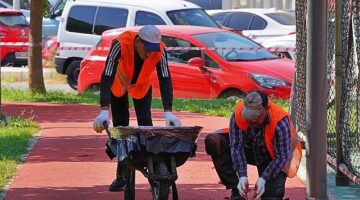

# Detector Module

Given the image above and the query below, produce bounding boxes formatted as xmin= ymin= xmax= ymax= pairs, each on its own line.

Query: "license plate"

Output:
xmin=15 ymin=52 xmax=28 ymax=59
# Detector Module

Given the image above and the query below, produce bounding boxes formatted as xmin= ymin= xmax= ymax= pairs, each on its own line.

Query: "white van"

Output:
xmin=55 ymin=0 xmax=220 ymax=89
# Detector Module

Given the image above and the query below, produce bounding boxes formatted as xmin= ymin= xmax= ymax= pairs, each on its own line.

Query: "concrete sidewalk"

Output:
xmin=1 ymin=67 xmax=57 ymax=82
xmin=1 ymin=66 xmax=74 ymax=92
xmin=2 ymin=102 xmax=306 ymax=200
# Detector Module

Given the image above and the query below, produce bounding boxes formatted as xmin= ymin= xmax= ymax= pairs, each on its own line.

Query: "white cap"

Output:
xmin=138 ymin=25 xmax=161 ymax=52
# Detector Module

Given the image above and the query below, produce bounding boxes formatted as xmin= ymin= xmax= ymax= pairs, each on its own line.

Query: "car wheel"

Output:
xmin=66 ymin=60 xmax=80 ymax=90
xmin=222 ymin=90 xmax=244 ymax=100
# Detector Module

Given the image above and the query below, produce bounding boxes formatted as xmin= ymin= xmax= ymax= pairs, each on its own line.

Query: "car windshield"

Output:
xmin=265 ymin=12 xmax=295 ymax=25
xmin=0 ymin=14 xmax=28 ymax=27
xmin=193 ymin=31 xmax=278 ymax=61
xmin=167 ymin=8 xmax=219 ymax=28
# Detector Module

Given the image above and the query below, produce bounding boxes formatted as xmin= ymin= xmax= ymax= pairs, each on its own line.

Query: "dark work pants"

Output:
xmin=110 ymin=87 xmax=153 ymax=127
xmin=204 ymin=132 xmax=239 ymax=189
xmin=110 ymin=87 xmax=153 ymax=180
xmin=257 ymin=163 xmax=287 ymax=200
xmin=204 ymin=132 xmax=287 ymax=200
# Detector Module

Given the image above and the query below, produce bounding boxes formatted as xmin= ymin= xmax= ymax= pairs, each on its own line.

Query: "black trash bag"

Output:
xmin=139 ymin=134 xmax=197 ymax=155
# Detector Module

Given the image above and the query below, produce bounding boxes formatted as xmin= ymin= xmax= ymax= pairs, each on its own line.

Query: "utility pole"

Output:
xmin=222 ymin=0 xmax=232 ymax=9
xmin=306 ymin=0 xmax=329 ymax=199
xmin=13 ymin=0 xmax=20 ymax=10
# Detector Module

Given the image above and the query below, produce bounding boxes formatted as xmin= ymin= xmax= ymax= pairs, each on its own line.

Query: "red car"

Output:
xmin=78 ymin=25 xmax=294 ymax=99
xmin=0 ymin=8 xmax=29 ymax=66
xmin=42 ymin=35 xmax=58 ymax=68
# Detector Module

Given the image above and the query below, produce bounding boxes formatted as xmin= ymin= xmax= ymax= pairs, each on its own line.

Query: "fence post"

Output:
xmin=306 ymin=0 xmax=329 ymax=199
xmin=334 ymin=0 xmax=350 ymax=186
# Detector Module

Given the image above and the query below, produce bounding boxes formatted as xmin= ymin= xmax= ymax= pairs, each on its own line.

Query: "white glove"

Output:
xmin=237 ymin=176 xmax=249 ymax=198
xmin=93 ymin=110 xmax=110 ymax=133
xmin=164 ymin=111 xmax=181 ymax=126
xmin=254 ymin=177 xmax=266 ymax=200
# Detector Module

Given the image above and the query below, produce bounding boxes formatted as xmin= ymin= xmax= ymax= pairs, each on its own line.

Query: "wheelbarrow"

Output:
xmin=103 ymin=124 xmax=203 ymax=200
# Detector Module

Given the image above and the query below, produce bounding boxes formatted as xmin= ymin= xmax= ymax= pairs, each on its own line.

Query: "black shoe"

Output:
xmin=108 ymin=178 xmax=126 ymax=192
xmin=230 ymin=188 xmax=242 ymax=200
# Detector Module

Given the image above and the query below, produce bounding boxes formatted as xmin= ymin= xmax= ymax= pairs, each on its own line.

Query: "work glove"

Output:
xmin=164 ymin=111 xmax=181 ymax=126
xmin=93 ymin=110 xmax=110 ymax=133
xmin=237 ymin=176 xmax=249 ymax=198
xmin=254 ymin=177 xmax=266 ymax=200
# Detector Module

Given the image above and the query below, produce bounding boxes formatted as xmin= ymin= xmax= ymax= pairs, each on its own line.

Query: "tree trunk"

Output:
xmin=28 ymin=0 xmax=46 ymax=94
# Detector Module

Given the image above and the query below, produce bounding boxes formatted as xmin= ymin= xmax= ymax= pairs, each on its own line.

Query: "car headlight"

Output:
xmin=249 ymin=73 xmax=290 ymax=89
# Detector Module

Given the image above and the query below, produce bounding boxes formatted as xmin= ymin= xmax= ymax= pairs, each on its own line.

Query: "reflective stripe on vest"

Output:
xmin=111 ymin=31 xmax=165 ymax=99
xmin=234 ymin=101 xmax=302 ymax=178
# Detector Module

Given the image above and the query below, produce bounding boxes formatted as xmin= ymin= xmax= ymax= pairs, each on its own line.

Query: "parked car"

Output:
xmin=78 ymin=25 xmax=294 ymax=99
xmin=42 ymin=35 xmax=58 ymax=68
xmin=185 ymin=0 xmax=222 ymax=10
xmin=0 ymin=8 xmax=29 ymax=66
xmin=207 ymin=8 xmax=296 ymax=43
xmin=261 ymin=33 xmax=296 ymax=60
xmin=0 ymin=0 xmax=30 ymax=18
xmin=55 ymin=0 xmax=221 ymax=90
xmin=282 ymin=9 xmax=295 ymax=17
xmin=42 ymin=0 xmax=66 ymax=41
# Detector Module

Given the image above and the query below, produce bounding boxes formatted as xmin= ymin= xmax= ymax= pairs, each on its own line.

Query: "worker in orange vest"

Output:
xmin=205 ymin=90 xmax=301 ymax=200
xmin=93 ymin=25 xmax=181 ymax=191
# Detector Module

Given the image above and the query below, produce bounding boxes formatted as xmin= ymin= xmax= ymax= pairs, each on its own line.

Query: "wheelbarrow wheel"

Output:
xmin=124 ymin=168 xmax=135 ymax=200
xmin=151 ymin=162 xmax=170 ymax=200
xmin=152 ymin=180 xmax=170 ymax=200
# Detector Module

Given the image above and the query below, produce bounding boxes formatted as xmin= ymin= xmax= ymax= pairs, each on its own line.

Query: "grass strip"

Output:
xmin=0 ymin=116 xmax=39 ymax=192
xmin=2 ymin=88 xmax=289 ymax=118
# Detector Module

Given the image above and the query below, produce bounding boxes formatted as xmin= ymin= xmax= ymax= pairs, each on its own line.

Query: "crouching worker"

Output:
xmin=205 ymin=90 xmax=302 ymax=200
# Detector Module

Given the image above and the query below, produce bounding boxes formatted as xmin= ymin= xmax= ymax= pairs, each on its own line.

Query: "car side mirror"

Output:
xmin=49 ymin=12 xmax=56 ymax=19
xmin=188 ymin=57 xmax=205 ymax=68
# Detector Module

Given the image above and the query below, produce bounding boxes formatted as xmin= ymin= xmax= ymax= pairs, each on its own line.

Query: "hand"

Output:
xmin=164 ymin=111 xmax=181 ymax=126
xmin=254 ymin=177 xmax=266 ymax=200
xmin=93 ymin=110 xmax=110 ymax=133
xmin=237 ymin=176 xmax=249 ymax=198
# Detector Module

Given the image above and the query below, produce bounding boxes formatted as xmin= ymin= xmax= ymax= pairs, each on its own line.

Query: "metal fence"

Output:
xmin=294 ymin=0 xmax=360 ymax=184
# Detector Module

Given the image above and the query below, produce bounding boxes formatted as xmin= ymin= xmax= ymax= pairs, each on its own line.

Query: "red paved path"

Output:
xmin=2 ymin=102 xmax=306 ymax=200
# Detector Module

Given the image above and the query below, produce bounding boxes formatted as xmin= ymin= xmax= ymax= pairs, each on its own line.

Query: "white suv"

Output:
xmin=55 ymin=0 xmax=220 ymax=89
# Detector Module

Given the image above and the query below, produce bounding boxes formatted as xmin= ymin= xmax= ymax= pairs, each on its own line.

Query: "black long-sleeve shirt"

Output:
xmin=100 ymin=40 xmax=173 ymax=111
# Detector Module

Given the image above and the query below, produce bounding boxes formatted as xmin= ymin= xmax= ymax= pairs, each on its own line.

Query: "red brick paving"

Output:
xmin=2 ymin=102 xmax=306 ymax=200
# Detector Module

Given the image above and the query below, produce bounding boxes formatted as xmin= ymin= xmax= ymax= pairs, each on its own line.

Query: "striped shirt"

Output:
xmin=100 ymin=40 xmax=173 ymax=110
xmin=229 ymin=113 xmax=290 ymax=181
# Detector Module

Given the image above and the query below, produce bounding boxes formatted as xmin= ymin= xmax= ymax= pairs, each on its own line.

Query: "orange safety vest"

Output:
xmin=111 ymin=31 xmax=165 ymax=99
xmin=232 ymin=101 xmax=302 ymax=178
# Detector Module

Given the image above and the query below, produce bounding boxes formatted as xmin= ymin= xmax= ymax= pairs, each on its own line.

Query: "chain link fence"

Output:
xmin=294 ymin=0 xmax=360 ymax=182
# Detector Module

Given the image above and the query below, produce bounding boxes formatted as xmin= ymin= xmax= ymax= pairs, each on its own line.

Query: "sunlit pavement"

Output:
xmin=2 ymin=102 xmax=306 ymax=200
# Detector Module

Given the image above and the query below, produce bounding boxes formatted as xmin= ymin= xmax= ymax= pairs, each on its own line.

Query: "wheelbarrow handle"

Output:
xmin=103 ymin=121 xmax=111 ymax=138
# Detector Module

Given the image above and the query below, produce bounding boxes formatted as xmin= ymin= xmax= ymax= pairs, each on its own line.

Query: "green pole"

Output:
xmin=0 ymin=35 xmax=7 ymax=125
xmin=335 ymin=0 xmax=349 ymax=186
